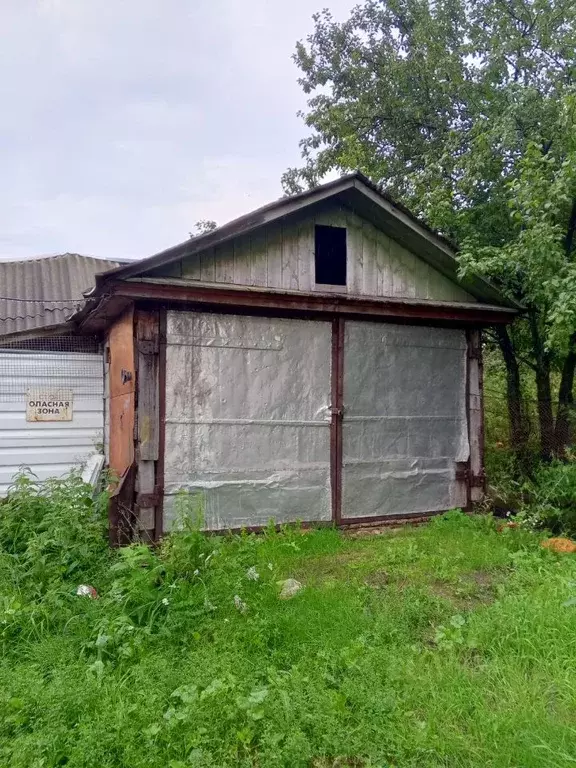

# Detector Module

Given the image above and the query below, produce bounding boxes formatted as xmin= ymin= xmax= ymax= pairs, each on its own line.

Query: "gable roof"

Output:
xmin=0 ymin=253 xmax=124 ymax=337
xmin=87 ymin=172 xmax=518 ymax=309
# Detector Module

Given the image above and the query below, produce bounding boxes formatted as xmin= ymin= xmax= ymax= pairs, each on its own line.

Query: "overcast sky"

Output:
xmin=0 ymin=0 xmax=354 ymax=261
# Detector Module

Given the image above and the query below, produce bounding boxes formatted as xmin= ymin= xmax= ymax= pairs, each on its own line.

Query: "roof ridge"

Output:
xmin=0 ymin=253 xmax=108 ymax=265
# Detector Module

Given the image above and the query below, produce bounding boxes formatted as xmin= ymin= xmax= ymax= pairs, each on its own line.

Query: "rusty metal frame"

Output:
xmin=465 ymin=327 xmax=486 ymax=504
xmin=326 ymin=509 xmax=448 ymax=527
xmin=464 ymin=329 xmax=473 ymax=510
xmin=155 ymin=310 xmax=167 ymax=541
xmin=132 ymin=301 xmax=491 ymax=541
xmin=199 ymin=509 xmax=448 ymax=536
xmin=478 ymin=331 xmax=486 ymax=495
xmin=330 ymin=317 xmax=345 ymax=524
xmin=472 ymin=328 xmax=487 ymax=495
xmin=108 ymin=461 xmax=136 ymax=547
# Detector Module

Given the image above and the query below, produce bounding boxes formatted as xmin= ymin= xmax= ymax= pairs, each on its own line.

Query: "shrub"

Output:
xmin=0 ymin=469 xmax=110 ymax=591
xmin=520 ymin=460 xmax=576 ymax=535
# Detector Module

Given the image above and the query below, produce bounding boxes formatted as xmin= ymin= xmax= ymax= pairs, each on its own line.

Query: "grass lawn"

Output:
xmin=2 ymin=482 xmax=576 ymax=767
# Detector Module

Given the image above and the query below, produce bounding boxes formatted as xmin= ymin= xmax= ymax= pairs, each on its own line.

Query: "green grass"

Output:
xmin=2 ymin=477 xmax=576 ymax=767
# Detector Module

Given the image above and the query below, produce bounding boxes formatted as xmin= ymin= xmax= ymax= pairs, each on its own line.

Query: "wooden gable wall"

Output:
xmin=153 ymin=204 xmax=475 ymax=303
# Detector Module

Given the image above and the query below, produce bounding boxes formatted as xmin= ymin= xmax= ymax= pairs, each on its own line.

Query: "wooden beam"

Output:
xmin=135 ymin=310 xmax=161 ymax=542
xmin=101 ymin=279 xmax=516 ymax=327
xmin=467 ymin=329 xmax=485 ymax=501
xmin=136 ymin=311 xmax=160 ymax=461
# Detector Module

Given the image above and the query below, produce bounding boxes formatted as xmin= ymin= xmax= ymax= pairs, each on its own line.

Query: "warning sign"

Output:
xmin=26 ymin=390 xmax=73 ymax=422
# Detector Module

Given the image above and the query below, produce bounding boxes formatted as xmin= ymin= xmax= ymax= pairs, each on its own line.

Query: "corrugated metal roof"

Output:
xmin=0 ymin=253 xmax=122 ymax=336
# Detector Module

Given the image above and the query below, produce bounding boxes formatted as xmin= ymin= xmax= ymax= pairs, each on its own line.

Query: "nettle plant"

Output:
xmin=0 ymin=469 xmax=109 ymax=590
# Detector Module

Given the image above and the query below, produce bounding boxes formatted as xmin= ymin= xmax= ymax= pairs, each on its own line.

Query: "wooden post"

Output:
xmin=106 ymin=307 xmax=136 ymax=544
xmin=135 ymin=310 xmax=160 ymax=541
xmin=330 ymin=317 xmax=344 ymax=523
xmin=468 ymin=329 xmax=485 ymax=502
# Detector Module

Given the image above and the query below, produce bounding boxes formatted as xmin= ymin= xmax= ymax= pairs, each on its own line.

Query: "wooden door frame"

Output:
xmin=330 ymin=317 xmax=345 ymax=525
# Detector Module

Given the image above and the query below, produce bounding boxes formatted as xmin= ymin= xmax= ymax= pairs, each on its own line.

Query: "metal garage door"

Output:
xmin=341 ymin=322 xmax=469 ymax=520
xmin=164 ymin=311 xmax=333 ymax=530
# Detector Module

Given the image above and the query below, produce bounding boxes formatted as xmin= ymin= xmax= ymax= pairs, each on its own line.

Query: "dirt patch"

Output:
xmin=363 ymin=569 xmax=391 ymax=588
xmin=468 ymin=570 xmax=494 ymax=588
xmin=293 ymin=548 xmax=375 ymax=583
xmin=345 ymin=525 xmax=404 ymax=538
xmin=345 ymin=519 xmax=430 ymax=537
xmin=428 ymin=570 xmax=499 ymax=610
xmin=363 ymin=570 xmax=410 ymax=590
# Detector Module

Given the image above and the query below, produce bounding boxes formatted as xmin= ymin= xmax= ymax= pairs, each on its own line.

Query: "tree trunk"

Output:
xmin=555 ymin=200 xmax=576 ymax=457
xmin=529 ymin=313 xmax=554 ymax=461
xmin=554 ymin=333 xmax=576 ymax=457
xmin=495 ymin=326 xmax=526 ymax=466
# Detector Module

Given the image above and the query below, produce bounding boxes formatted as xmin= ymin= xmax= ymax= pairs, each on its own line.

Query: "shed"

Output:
xmin=76 ymin=173 xmax=518 ymax=541
xmin=0 ymin=253 xmax=122 ymax=494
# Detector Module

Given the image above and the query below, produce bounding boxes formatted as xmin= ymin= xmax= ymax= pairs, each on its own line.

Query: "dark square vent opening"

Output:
xmin=314 ymin=225 xmax=347 ymax=286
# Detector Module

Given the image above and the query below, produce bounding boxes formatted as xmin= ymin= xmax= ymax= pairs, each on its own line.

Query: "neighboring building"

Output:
xmin=75 ymin=173 xmax=519 ymax=541
xmin=0 ymin=253 xmax=122 ymax=495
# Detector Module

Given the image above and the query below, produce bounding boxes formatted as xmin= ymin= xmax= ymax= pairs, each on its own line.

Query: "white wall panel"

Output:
xmin=0 ymin=352 xmax=104 ymax=495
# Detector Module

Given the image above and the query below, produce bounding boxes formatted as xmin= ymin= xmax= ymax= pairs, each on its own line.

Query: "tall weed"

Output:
xmin=520 ymin=460 xmax=576 ymax=535
xmin=3 ymin=479 xmax=576 ymax=766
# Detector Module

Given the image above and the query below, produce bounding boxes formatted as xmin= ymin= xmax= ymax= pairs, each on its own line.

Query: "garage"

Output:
xmin=76 ymin=172 xmax=517 ymax=541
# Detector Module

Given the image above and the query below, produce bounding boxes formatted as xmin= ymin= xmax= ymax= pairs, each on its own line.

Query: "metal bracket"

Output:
xmin=136 ymin=488 xmax=161 ymax=507
xmin=455 ymin=466 xmax=485 ymax=487
xmin=470 ymin=471 xmax=486 ymax=488
xmin=467 ymin=346 xmax=482 ymax=361
xmin=455 ymin=466 xmax=468 ymax=482
xmin=137 ymin=340 xmax=159 ymax=355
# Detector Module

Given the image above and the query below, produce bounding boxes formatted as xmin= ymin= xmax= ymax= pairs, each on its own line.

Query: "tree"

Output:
xmin=190 ymin=220 xmax=218 ymax=238
xmin=286 ymin=0 xmax=576 ymax=464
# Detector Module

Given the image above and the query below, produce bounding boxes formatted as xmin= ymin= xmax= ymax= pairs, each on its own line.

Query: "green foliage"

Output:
xmin=190 ymin=219 xmax=218 ymax=237
xmin=459 ymin=109 xmax=576 ymax=350
xmin=482 ymin=347 xmax=544 ymax=484
xmin=0 ymin=469 xmax=110 ymax=595
xmin=287 ymin=0 xmax=576 ymax=464
xmin=520 ymin=460 xmax=576 ymax=535
xmin=286 ymin=0 xmax=576 ymax=219
xmin=4 ymin=476 xmax=576 ymax=766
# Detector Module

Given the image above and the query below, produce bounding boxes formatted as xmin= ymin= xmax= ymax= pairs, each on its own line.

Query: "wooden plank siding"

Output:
xmin=107 ymin=307 xmax=135 ymax=483
xmin=135 ymin=310 xmax=161 ymax=542
xmin=468 ymin=329 xmax=485 ymax=502
xmin=155 ymin=205 xmax=475 ymax=303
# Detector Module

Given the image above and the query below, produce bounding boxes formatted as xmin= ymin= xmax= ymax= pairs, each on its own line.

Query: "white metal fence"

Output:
xmin=0 ymin=349 xmax=104 ymax=495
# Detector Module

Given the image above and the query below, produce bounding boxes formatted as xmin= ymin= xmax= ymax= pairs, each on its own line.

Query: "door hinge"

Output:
xmin=455 ymin=466 xmax=485 ymax=487
xmin=455 ymin=466 xmax=468 ymax=482
xmin=137 ymin=339 xmax=159 ymax=355
xmin=470 ymin=471 xmax=486 ymax=488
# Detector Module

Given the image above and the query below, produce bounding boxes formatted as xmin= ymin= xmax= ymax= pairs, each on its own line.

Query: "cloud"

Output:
xmin=0 ymin=0 xmax=354 ymax=260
